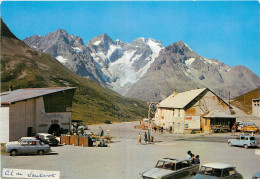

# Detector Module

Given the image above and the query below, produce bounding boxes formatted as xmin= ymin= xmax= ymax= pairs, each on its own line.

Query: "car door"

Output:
xmin=170 ymin=161 xmax=191 ymax=179
xmin=239 ymin=136 xmax=245 ymax=146
xmin=28 ymin=141 xmax=38 ymax=154
xmin=222 ymin=167 xmax=241 ymax=179
xmin=20 ymin=141 xmax=29 ymax=154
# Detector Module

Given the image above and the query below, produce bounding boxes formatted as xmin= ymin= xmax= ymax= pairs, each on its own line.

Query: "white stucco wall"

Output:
xmin=8 ymin=97 xmax=71 ymax=141
xmin=252 ymin=100 xmax=260 ymax=117
xmin=155 ymin=90 xmax=231 ymax=133
xmin=0 ymin=107 xmax=10 ymax=143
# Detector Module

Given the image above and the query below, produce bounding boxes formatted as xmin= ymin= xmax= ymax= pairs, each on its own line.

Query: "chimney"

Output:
xmin=9 ymin=85 xmax=13 ymax=92
xmin=173 ymin=90 xmax=178 ymax=97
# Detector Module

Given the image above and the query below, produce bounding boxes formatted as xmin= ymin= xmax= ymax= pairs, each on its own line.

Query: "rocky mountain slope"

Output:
xmin=23 ymin=30 xmax=105 ymax=83
xmin=24 ymin=30 xmax=260 ymax=102
xmin=230 ymin=87 xmax=260 ymax=115
xmin=1 ymin=18 xmax=147 ymax=123
xmin=24 ymin=32 xmax=163 ymax=95
xmin=127 ymin=41 xmax=260 ymax=102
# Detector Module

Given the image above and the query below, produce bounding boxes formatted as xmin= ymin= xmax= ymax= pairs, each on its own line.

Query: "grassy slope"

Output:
xmin=230 ymin=87 xmax=260 ymax=114
xmin=1 ymin=20 xmax=148 ymax=124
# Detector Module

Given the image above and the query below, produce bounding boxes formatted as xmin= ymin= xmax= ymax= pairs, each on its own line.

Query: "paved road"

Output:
xmin=1 ymin=121 xmax=260 ymax=179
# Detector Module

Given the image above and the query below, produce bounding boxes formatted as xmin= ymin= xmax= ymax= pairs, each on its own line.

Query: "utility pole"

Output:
xmin=229 ymin=91 xmax=230 ymax=106
xmin=147 ymin=102 xmax=157 ymax=142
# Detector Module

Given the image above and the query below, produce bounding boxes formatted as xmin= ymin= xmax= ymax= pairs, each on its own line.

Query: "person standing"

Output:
xmin=231 ymin=126 xmax=235 ymax=136
xmin=191 ymin=154 xmax=195 ymax=164
xmin=137 ymin=133 xmax=142 ymax=145
xmin=187 ymin=150 xmax=192 ymax=160
xmin=169 ymin=126 xmax=172 ymax=133
xmin=195 ymin=155 xmax=200 ymax=164
xmin=144 ymin=132 xmax=148 ymax=144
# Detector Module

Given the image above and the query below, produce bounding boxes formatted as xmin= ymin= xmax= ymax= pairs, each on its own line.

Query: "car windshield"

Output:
xmin=156 ymin=161 xmax=175 ymax=170
xmin=199 ymin=167 xmax=222 ymax=177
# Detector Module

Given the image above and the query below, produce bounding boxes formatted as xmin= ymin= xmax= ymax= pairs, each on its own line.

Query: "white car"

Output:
xmin=5 ymin=139 xmax=51 ymax=156
xmin=189 ymin=163 xmax=243 ymax=179
xmin=141 ymin=158 xmax=199 ymax=179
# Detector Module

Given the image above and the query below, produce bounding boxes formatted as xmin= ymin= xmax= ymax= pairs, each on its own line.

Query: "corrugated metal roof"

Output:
xmin=1 ymin=87 xmax=76 ymax=105
xmin=203 ymin=110 xmax=235 ymax=118
xmin=158 ymin=88 xmax=207 ymax=109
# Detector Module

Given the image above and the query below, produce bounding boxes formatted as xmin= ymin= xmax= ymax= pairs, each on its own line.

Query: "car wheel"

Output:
xmin=37 ymin=150 xmax=44 ymax=155
xmin=228 ymin=142 xmax=232 ymax=147
xmin=10 ymin=150 xmax=18 ymax=156
xmin=244 ymin=144 xmax=248 ymax=149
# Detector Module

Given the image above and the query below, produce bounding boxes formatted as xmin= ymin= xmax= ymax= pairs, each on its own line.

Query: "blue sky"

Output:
xmin=1 ymin=1 xmax=259 ymax=76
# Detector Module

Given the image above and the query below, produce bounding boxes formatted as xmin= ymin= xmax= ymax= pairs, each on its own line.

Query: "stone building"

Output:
xmin=0 ymin=87 xmax=76 ymax=142
xmin=154 ymin=88 xmax=235 ymax=133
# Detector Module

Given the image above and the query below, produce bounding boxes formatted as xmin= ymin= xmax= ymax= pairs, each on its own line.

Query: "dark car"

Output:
xmin=36 ymin=133 xmax=59 ymax=146
xmin=105 ymin=120 xmax=112 ymax=124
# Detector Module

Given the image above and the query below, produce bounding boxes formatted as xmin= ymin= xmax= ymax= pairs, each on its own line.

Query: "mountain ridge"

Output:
xmin=23 ymin=29 xmax=260 ymax=102
xmin=127 ymin=41 xmax=260 ymax=101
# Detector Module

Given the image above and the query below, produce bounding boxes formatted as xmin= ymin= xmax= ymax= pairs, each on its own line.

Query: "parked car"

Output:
xmin=5 ymin=137 xmax=37 ymax=146
xmin=35 ymin=133 xmax=59 ymax=146
xmin=5 ymin=139 xmax=51 ymax=156
xmin=105 ymin=120 xmax=112 ymax=124
xmin=236 ymin=122 xmax=256 ymax=132
xmin=228 ymin=134 xmax=258 ymax=149
xmin=241 ymin=125 xmax=259 ymax=133
xmin=78 ymin=123 xmax=88 ymax=130
xmin=140 ymin=157 xmax=199 ymax=179
xmin=188 ymin=163 xmax=243 ymax=179
xmin=252 ymin=172 xmax=260 ymax=179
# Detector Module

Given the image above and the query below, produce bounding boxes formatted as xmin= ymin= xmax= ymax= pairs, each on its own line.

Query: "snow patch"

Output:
xmin=201 ymin=57 xmax=218 ymax=65
xmin=107 ymin=44 xmax=121 ymax=59
xmin=93 ymin=40 xmax=101 ymax=46
xmin=183 ymin=42 xmax=193 ymax=51
xmin=139 ymin=39 xmax=162 ymax=77
xmin=72 ymin=47 xmax=83 ymax=53
xmin=185 ymin=58 xmax=195 ymax=66
xmin=56 ymin=56 xmax=69 ymax=64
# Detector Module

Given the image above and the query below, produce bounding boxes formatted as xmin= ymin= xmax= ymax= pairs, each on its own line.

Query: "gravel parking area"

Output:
xmin=1 ymin=121 xmax=260 ymax=179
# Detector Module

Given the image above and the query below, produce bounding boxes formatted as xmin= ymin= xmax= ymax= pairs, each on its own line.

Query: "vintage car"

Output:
xmin=35 ymin=133 xmax=59 ymax=146
xmin=252 ymin=172 xmax=260 ymax=179
xmin=236 ymin=122 xmax=256 ymax=132
xmin=228 ymin=134 xmax=258 ymax=149
xmin=241 ymin=125 xmax=259 ymax=133
xmin=188 ymin=163 xmax=243 ymax=179
xmin=78 ymin=123 xmax=88 ymax=130
xmin=5 ymin=139 xmax=51 ymax=156
xmin=140 ymin=158 xmax=199 ymax=179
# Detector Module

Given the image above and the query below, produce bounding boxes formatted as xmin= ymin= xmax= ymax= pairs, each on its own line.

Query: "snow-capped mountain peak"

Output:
xmin=87 ymin=34 xmax=163 ymax=95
